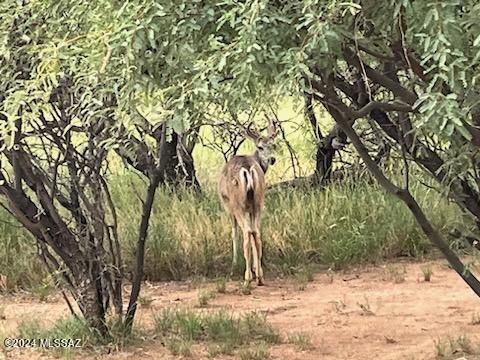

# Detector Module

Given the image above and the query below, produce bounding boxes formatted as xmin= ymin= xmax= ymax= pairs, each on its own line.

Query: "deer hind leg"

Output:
xmin=252 ymin=215 xmax=264 ymax=286
xmin=251 ymin=231 xmax=259 ymax=279
xmin=241 ymin=227 xmax=253 ymax=286
xmin=251 ymin=231 xmax=264 ymax=286
xmin=230 ymin=215 xmax=239 ymax=276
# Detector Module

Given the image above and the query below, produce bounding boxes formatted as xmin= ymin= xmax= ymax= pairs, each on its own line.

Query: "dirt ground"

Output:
xmin=1 ymin=259 xmax=480 ymax=360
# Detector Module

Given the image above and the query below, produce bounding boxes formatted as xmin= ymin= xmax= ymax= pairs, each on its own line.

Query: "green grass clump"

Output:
xmin=421 ymin=264 xmax=433 ymax=282
xmin=13 ymin=315 xmax=139 ymax=356
xmin=15 ymin=317 xmax=92 ymax=357
xmin=154 ymin=308 xmax=280 ymax=357
xmin=166 ymin=337 xmax=193 ymax=357
xmin=215 ymin=278 xmax=227 ymax=294
xmin=287 ymin=331 xmax=314 ymax=351
xmin=238 ymin=344 xmax=270 ymax=360
xmin=197 ymin=289 xmax=215 ymax=307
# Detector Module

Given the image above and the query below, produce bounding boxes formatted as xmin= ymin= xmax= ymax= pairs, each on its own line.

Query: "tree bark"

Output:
xmin=305 ymin=93 xmax=347 ymax=184
xmin=0 ymin=173 xmax=110 ymax=332
xmin=313 ymin=125 xmax=347 ymax=183
xmin=161 ymin=130 xmax=201 ymax=190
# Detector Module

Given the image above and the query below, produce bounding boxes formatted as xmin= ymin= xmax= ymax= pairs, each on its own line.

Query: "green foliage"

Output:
xmin=13 ymin=0 xmax=476 ymax=145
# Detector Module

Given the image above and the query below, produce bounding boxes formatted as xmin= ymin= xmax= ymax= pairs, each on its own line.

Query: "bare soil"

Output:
xmin=1 ymin=259 xmax=480 ymax=360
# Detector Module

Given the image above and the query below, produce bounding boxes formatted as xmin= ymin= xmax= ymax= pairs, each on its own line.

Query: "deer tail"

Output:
xmin=239 ymin=166 xmax=260 ymax=234
xmin=239 ymin=167 xmax=255 ymax=204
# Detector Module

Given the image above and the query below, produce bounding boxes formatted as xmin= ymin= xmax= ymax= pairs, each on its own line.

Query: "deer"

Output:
xmin=218 ymin=121 xmax=278 ymax=287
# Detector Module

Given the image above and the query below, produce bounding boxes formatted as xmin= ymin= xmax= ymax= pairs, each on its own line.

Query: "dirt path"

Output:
xmin=1 ymin=259 xmax=480 ymax=359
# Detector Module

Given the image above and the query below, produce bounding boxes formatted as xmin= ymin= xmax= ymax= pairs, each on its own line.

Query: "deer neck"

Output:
xmin=254 ymin=150 xmax=269 ymax=173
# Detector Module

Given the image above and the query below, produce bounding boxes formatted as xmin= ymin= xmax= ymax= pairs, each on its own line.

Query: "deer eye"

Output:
xmin=258 ymin=145 xmax=264 ymax=151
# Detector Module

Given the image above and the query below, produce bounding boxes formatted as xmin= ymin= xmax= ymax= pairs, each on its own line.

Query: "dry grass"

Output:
xmin=420 ymin=264 xmax=433 ymax=282
xmin=197 ymin=289 xmax=215 ymax=308
xmin=287 ymin=331 xmax=315 ymax=351
xmin=383 ymin=264 xmax=406 ymax=284
xmin=434 ymin=335 xmax=479 ymax=359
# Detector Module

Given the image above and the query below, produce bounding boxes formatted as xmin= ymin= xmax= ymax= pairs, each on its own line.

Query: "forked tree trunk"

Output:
xmin=115 ymin=125 xmax=201 ymax=191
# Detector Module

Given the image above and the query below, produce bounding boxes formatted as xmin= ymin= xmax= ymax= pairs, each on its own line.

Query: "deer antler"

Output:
xmin=241 ymin=121 xmax=261 ymax=141
xmin=266 ymin=118 xmax=279 ymax=140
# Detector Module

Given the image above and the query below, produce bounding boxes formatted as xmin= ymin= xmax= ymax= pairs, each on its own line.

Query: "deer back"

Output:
xmin=218 ymin=155 xmax=266 ymax=216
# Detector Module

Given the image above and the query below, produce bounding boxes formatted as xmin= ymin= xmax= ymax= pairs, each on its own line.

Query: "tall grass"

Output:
xmin=0 ymin=169 xmax=469 ymax=290
xmin=0 ymin=212 xmax=46 ymax=291
xmin=111 ymin=174 xmax=465 ymax=281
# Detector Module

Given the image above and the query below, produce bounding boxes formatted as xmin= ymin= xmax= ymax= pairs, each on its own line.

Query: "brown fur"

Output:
xmin=219 ymin=156 xmax=265 ymax=227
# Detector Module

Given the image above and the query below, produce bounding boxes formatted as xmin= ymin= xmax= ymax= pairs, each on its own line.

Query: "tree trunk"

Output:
xmin=305 ymin=93 xmax=347 ymax=184
xmin=115 ymin=125 xmax=201 ymax=190
xmin=161 ymin=130 xmax=201 ymax=190
xmin=77 ymin=273 xmax=108 ymax=336
xmin=124 ymin=175 xmax=160 ymax=331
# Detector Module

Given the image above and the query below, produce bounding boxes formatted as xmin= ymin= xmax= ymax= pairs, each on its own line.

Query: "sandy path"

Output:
xmin=1 ymin=259 xmax=480 ymax=359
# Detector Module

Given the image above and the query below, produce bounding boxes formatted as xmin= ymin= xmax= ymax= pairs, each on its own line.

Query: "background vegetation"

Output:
xmin=1 ymin=0 xmax=480 ymax=341
xmin=0 ymin=106 xmax=470 ymax=290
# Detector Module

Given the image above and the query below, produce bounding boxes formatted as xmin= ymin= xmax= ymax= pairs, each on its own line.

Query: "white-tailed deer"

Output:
xmin=218 ymin=121 xmax=278 ymax=286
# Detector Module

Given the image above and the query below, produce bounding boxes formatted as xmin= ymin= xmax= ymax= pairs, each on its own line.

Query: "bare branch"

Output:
xmin=351 ymin=100 xmax=413 ymax=120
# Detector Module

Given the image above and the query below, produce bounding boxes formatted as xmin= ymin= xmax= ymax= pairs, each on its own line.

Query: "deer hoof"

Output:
xmin=256 ymin=278 xmax=265 ymax=286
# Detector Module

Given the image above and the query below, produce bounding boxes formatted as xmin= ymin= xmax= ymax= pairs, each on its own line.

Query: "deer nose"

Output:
xmin=270 ymin=157 xmax=276 ymax=165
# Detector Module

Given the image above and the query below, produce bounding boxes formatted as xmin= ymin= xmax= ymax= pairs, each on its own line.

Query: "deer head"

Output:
xmin=243 ymin=120 xmax=279 ymax=171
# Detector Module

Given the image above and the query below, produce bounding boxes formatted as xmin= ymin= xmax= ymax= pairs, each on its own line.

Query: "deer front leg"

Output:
xmin=242 ymin=228 xmax=253 ymax=286
xmin=230 ymin=215 xmax=239 ymax=276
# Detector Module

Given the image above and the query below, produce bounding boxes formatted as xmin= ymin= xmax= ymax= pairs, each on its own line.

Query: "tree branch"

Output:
xmin=322 ymin=82 xmax=480 ymax=298
xmin=351 ymin=100 xmax=413 ymax=120
xmin=343 ymin=47 xmax=418 ymax=105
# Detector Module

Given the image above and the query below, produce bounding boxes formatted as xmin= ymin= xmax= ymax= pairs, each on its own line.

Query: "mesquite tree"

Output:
xmin=3 ymin=0 xmax=480 ymax=338
xmin=85 ymin=0 xmax=480 ymax=293
xmin=0 ymin=0 xmax=189 ymax=334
